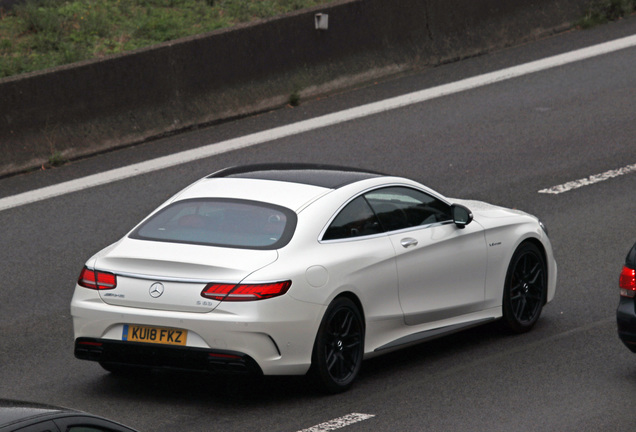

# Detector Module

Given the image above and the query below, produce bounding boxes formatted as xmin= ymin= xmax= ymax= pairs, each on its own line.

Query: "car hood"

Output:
xmin=90 ymin=238 xmax=278 ymax=313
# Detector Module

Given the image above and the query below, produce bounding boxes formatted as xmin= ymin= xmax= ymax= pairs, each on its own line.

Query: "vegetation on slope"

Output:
xmin=0 ymin=0 xmax=336 ymax=78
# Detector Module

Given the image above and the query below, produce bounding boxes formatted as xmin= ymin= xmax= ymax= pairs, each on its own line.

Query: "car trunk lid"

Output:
xmin=93 ymin=239 xmax=278 ymax=313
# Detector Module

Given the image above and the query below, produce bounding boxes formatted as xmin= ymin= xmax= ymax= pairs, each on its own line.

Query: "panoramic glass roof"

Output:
xmin=208 ymin=164 xmax=385 ymax=189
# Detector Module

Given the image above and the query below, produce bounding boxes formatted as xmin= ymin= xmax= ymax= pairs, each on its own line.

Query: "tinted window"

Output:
xmin=323 ymin=196 xmax=381 ymax=240
xmin=130 ymin=199 xmax=297 ymax=250
xmin=366 ymin=187 xmax=451 ymax=231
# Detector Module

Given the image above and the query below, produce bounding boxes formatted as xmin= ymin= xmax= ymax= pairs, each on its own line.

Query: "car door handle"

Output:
xmin=400 ymin=238 xmax=418 ymax=248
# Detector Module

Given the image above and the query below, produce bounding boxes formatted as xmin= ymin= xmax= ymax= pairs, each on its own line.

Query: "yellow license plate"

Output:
xmin=122 ymin=324 xmax=187 ymax=346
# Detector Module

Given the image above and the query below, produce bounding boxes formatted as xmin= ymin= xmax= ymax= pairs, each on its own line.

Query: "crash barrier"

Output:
xmin=0 ymin=0 xmax=588 ymax=176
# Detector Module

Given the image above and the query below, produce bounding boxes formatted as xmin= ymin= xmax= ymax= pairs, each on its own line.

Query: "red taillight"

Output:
xmin=619 ymin=266 xmax=636 ymax=298
xmin=78 ymin=267 xmax=117 ymax=290
xmin=201 ymin=281 xmax=291 ymax=302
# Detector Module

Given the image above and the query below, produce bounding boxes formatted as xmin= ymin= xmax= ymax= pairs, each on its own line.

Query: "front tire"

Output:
xmin=501 ymin=242 xmax=547 ymax=333
xmin=309 ymin=297 xmax=364 ymax=393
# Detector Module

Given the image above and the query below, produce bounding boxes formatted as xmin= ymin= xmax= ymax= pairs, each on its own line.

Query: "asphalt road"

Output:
xmin=1 ymin=16 xmax=636 ymax=432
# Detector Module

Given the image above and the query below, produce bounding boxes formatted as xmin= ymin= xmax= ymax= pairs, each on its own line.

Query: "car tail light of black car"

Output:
xmin=617 ymin=242 xmax=636 ymax=352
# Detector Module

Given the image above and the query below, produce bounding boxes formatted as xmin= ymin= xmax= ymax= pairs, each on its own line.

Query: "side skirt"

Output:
xmin=373 ymin=317 xmax=497 ymax=353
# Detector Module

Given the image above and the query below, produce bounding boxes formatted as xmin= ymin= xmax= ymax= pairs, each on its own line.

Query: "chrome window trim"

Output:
xmin=319 ymin=220 xmax=455 ymax=244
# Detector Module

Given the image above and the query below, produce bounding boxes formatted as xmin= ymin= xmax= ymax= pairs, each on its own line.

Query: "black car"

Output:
xmin=0 ymin=400 xmax=138 ymax=432
xmin=617 ymin=242 xmax=636 ymax=352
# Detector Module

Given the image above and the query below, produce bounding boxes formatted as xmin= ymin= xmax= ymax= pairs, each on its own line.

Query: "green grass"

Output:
xmin=0 ymin=0 xmax=336 ymax=78
xmin=4 ymin=0 xmax=633 ymax=80
xmin=577 ymin=0 xmax=636 ymax=28
xmin=47 ymin=150 xmax=67 ymax=167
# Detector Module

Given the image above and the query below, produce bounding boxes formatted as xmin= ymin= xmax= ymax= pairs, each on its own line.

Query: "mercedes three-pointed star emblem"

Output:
xmin=149 ymin=282 xmax=164 ymax=298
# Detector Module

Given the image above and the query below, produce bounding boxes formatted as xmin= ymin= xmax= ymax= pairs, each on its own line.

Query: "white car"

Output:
xmin=72 ymin=164 xmax=557 ymax=392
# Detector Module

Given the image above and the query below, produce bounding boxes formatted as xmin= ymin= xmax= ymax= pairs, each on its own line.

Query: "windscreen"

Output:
xmin=129 ymin=198 xmax=297 ymax=250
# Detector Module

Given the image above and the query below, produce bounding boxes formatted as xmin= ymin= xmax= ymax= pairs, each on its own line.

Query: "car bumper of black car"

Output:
xmin=617 ymin=298 xmax=636 ymax=353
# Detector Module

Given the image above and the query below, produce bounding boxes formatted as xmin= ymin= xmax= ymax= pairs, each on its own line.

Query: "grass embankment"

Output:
xmin=577 ymin=0 xmax=636 ymax=28
xmin=1 ymin=0 xmax=635 ymax=79
xmin=0 ymin=0 xmax=335 ymax=78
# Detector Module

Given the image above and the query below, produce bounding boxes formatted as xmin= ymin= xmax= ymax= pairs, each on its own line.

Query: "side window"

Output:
xmin=323 ymin=196 xmax=381 ymax=240
xmin=365 ymin=186 xmax=451 ymax=231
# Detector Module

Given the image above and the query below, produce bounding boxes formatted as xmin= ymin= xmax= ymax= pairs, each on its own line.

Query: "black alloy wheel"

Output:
xmin=310 ymin=297 xmax=364 ymax=393
xmin=502 ymin=242 xmax=547 ymax=333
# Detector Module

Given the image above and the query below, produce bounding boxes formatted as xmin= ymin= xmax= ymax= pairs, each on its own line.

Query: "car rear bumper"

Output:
xmin=71 ymin=287 xmax=325 ymax=376
xmin=75 ymin=337 xmax=262 ymax=374
xmin=617 ymin=297 xmax=636 ymax=353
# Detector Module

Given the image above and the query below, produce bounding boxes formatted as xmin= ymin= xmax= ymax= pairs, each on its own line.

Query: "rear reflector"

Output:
xmin=78 ymin=267 xmax=117 ymax=290
xmin=201 ymin=281 xmax=291 ymax=302
xmin=77 ymin=340 xmax=103 ymax=347
xmin=208 ymin=353 xmax=242 ymax=360
xmin=620 ymin=266 xmax=636 ymax=298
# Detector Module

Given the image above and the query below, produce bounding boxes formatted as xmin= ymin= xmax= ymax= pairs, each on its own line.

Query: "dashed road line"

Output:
xmin=298 ymin=413 xmax=375 ymax=432
xmin=538 ymin=163 xmax=636 ymax=194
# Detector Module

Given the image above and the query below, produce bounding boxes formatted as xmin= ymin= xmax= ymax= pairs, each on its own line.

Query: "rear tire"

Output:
xmin=309 ymin=297 xmax=364 ymax=393
xmin=501 ymin=242 xmax=547 ymax=333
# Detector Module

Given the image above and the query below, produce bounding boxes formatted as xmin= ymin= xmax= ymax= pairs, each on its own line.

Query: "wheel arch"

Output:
xmin=308 ymin=291 xmax=366 ymax=392
xmin=329 ymin=291 xmax=366 ymax=331
xmin=516 ymin=237 xmax=549 ymax=306
xmin=310 ymin=291 xmax=367 ymax=359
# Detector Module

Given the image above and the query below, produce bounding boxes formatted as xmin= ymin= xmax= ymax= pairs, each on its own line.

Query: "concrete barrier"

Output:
xmin=0 ymin=0 xmax=588 ymax=177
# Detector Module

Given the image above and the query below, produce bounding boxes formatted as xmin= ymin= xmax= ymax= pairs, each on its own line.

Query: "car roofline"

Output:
xmin=206 ymin=163 xmax=387 ymax=189
xmin=207 ymin=163 xmax=386 ymax=178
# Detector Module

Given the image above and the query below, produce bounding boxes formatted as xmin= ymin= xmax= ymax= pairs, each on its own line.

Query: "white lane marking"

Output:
xmin=538 ymin=163 xmax=636 ymax=194
xmin=298 ymin=413 xmax=375 ymax=432
xmin=3 ymin=35 xmax=636 ymax=212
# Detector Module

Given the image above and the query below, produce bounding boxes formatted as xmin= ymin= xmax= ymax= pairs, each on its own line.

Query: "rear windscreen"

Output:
xmin=130 ymin=198 xmax=297 ymax=249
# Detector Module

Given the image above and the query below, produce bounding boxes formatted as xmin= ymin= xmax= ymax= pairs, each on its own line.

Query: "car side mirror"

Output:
xmin=451 ymin=204 xmax=473 ymax=229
